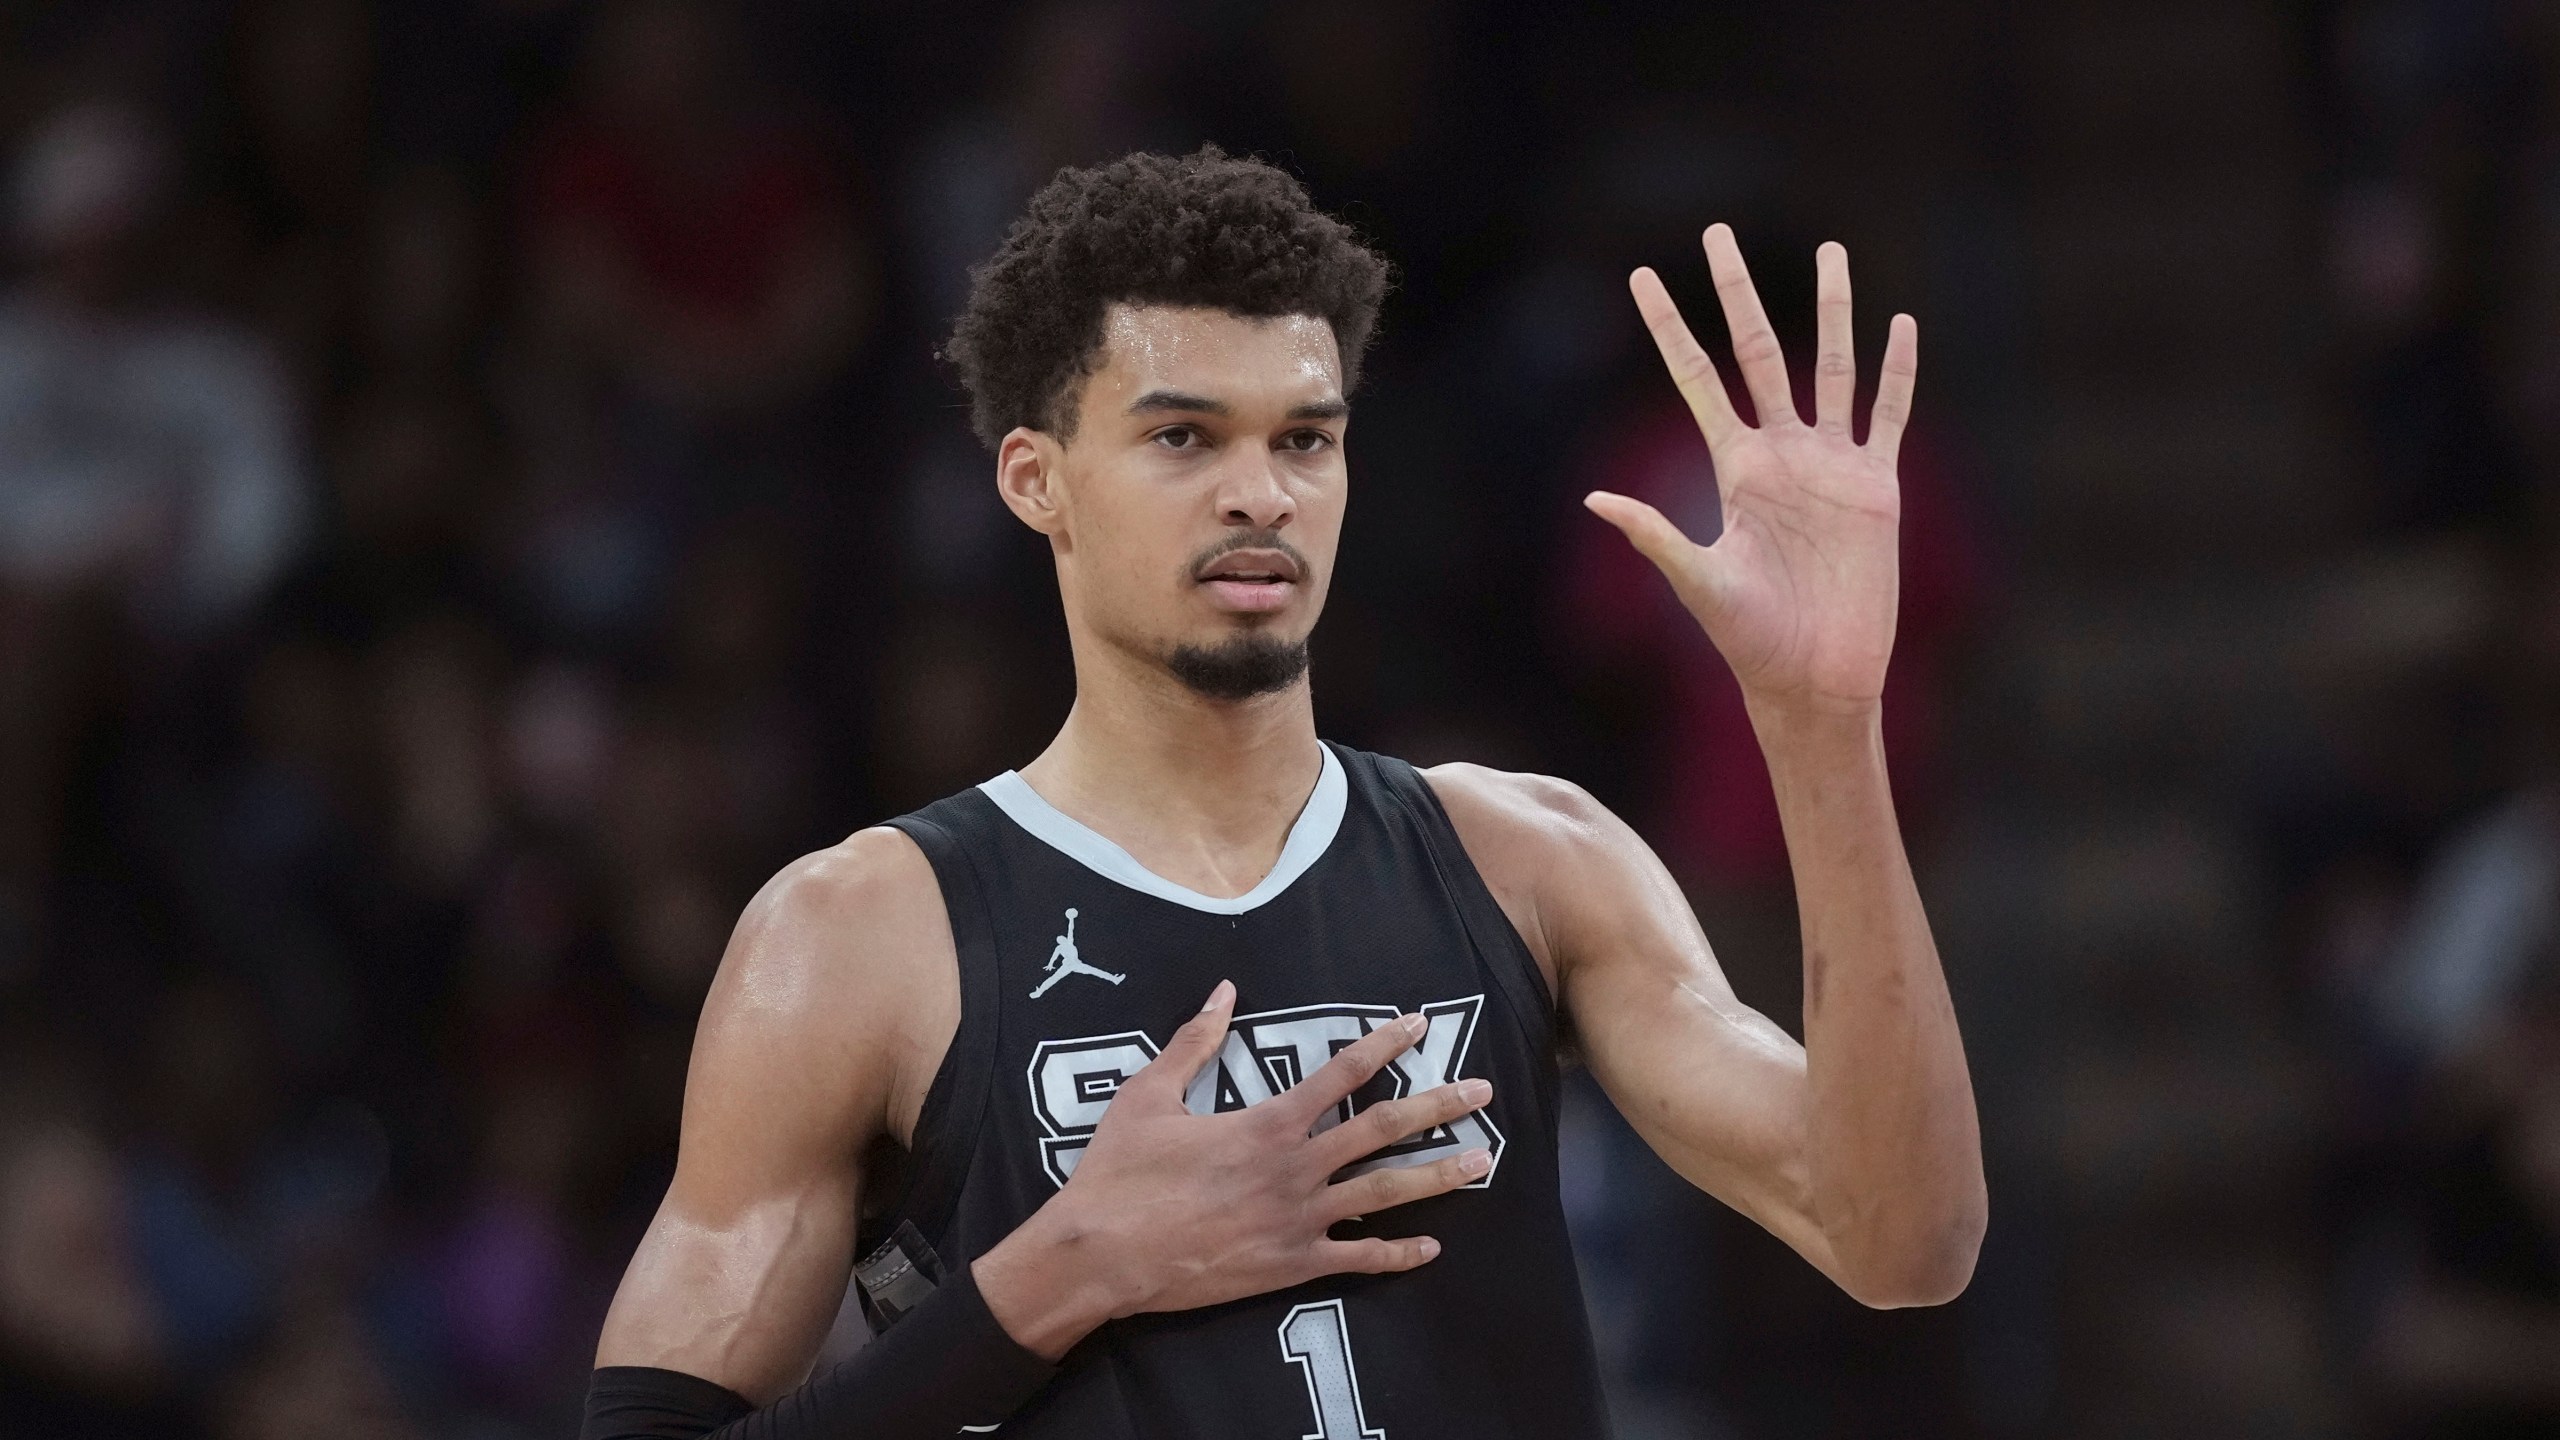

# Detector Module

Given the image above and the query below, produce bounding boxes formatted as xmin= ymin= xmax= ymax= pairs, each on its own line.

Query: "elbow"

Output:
xmin=1834 ymin=1196 xmax=1987 ymax=1310
xmin=1842 ymin=1255 xmax=1976 ymax=1310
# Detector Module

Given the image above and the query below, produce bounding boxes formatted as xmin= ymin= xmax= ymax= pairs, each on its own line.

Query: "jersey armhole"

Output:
xmin=867 ymin=811 xmax=1002 ymax=1256
xmin=1358 ymin=747 xmax=1561 ymax=1054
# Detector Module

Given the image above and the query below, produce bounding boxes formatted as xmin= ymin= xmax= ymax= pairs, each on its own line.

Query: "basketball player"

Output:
xmin=583 ymin=147 xmax=1983 ymax=1439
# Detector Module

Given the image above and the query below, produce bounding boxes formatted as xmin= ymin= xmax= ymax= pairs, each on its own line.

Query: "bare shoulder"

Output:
xmin=1421 ymin=762 xmax=1617 ymax=842
xmin=1418 ymin=763 xmax=1638 ymax=986
xmin=713 ymin=825 xmax=945 ymax=1012
xmin=1419 ymin=762 xmax=1627 ymax=873
xmin=692 ymin=824 xmax=958 ymax=1147
xmin=1419 ymin=763 xmax=1733 ymax=1041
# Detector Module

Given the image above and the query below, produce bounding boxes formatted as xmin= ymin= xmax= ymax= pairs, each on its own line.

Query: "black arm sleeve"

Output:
xmin=580 ymin=1262 xmax=1060 ymax=1440
xmin=582 ymin=1366 xmax=753 ymax=1439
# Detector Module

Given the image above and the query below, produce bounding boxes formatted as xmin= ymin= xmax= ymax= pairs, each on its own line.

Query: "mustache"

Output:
xmin=1187 ymin=530 xmax=1315 ymax=584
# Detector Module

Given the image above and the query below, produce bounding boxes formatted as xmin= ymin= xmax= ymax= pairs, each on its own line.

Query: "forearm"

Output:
xmin=1753 ymin=699 xmax=1984 ymax=1305
xmin=583 ymin=1262 xmax=1055 ymax=1440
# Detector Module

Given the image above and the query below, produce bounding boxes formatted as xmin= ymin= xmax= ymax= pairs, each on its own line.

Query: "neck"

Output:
xmin=1018 ymin=633 xmax=1323 ymax=900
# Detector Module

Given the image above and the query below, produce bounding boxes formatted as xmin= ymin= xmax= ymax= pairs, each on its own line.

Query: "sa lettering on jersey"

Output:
xmin=1025 ymin=996 xmax=1504 ymax=1189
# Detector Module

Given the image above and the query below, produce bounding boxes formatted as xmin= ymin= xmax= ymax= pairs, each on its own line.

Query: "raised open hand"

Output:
xmin=1585 ymin=225 xmax=1916 ymax=716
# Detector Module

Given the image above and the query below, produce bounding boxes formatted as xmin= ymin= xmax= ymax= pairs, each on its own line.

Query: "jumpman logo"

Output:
xmin=1030 ymin=908 xmax=1125 ymax=998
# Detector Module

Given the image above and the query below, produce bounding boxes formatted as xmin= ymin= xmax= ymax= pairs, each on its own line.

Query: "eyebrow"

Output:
xmin=1127 ymin=389 xmax=1230 ymax=417
xmin=1123 ymin=390 xmax=1350 ymax=422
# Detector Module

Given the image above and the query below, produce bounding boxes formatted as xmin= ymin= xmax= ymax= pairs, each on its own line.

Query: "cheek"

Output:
xmin=1068 ymin=497 xmax=1185 ymax=603
xmin=1293 ymin=485 xmax=1348 ymax=572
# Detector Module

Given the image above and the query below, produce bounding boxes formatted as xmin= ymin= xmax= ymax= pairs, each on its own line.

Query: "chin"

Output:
xmin=1164 ymin=629 xmax=1310 ymax=701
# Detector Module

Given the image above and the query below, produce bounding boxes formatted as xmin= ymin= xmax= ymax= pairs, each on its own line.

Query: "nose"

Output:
xmin=1213 ymin=448 xmax=1296 ymax=532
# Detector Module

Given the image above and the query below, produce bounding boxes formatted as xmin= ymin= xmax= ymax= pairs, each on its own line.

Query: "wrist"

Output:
xmin=971 ymin=1198 xmax=1134 ymax=1361
xmin=1742 ymin=695 xmax=1902 ymax=854
xmin=1742 ymin=691 xmax=1884 ymax=760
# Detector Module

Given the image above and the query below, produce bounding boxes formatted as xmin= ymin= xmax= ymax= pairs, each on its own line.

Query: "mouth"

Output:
xmin=1194 ymin=548 xmax=1303 ymax=613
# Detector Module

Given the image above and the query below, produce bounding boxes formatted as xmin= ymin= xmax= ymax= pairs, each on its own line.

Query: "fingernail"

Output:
xmin=1459 ymin=1078 xmax=1491 ymax=1106
xmin=1400 ymin=1013 xmax=1427 ymax=1039
xmin=1201 ymin=979 xmax=1232 ymax=1012
xmin=1459 ymin=1148 xmax=1492 ymax=1176
xmin=1418 ymin=1237 xmax=1441 ymax=1260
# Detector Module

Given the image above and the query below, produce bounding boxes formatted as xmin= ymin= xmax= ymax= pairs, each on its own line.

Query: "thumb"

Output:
xmin=1127 ymin=979 xmax=1234 ymax=1103
xmin=1584 ymin=491 xmax=1729 ymax=619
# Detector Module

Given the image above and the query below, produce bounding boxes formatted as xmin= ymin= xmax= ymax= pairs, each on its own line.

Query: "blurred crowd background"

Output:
xmin=3 ymin=1 xmax=2558 ymax=1437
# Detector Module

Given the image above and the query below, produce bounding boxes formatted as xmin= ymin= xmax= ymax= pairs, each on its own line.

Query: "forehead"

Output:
xmin=1084 ymin=305 xmax=1342 ymax=411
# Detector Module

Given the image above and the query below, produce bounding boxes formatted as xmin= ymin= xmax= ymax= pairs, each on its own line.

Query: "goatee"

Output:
xmin=1165 ymin=633 xmax=1310 ymax=701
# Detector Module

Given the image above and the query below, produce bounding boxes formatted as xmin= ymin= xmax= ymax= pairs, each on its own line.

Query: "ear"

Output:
xmin=995 ymin=427 xmax=1066 ymax=538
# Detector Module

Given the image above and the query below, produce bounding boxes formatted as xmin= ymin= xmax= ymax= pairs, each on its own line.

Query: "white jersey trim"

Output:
xmin=977 ymin=745 xmax=1347 ymax=916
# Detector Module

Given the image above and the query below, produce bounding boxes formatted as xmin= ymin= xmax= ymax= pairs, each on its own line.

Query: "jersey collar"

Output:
xmin=976 ymin=745 xmax=1348 ymax=915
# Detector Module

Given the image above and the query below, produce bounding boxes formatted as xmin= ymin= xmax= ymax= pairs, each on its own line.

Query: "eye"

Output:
xmin=1151 ymin=425 xmax=1204 ymax=450
xmin=1280 ymin=429 xmax=1335 ymax=454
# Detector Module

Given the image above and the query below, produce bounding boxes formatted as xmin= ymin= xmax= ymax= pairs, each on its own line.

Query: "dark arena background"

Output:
xmin=2 ymin=2 xmax=2554 ymax=1436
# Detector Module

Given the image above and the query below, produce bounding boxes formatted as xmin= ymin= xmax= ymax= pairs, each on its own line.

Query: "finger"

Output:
xmin=1275 ymin=1012 xmax=1424 ymax=1129
xmin=1582 ymin=491 xmax=1731 ymax=623
xmin=1702 ymin=223 xmax=1797 ymax=429
xmin=1309 ymin=1234 xmax=1442 ymax=1277
xmin=1121 ymin=979 xmax=1234 ymax=1104
xmin=1813 ymin=241 xmax=1855 ymax=435
xmin=1318 ymin=1147 xmax=1495 ymax=1224
xmin=1313 ymin=1077 xmax=1491 ymax=1170
xmin=1867 ymin=313 xmax=1919 ymax=462
xmin=1627 ymin=266 xmax=1742 ymax=447
xmin=1582 ymin=491 xmax=1695 ymax=574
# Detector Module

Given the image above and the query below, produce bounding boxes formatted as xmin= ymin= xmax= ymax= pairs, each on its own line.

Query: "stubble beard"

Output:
xmin=1164 ymin=630 xmax=1311 ymax=701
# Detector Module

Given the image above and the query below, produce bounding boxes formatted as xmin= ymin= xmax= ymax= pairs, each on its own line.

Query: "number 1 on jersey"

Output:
xmin=1278 ymin=1300 xmax=1385 ymax=1440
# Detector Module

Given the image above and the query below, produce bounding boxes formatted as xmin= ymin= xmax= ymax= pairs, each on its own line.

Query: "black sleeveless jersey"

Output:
xmin=864 ymin=742 xmax=1611 ymax=1438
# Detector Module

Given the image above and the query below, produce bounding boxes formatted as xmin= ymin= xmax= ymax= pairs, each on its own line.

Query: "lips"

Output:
xmin=1196 ymin=549 xmax=1303 ymax=585
xmin=1195 ymin=548 xmax=1303 ymax=613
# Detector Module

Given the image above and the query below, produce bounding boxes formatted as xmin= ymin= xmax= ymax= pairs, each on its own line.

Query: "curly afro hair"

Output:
xmin=944 ymin=145 xmax=1391 ymax=449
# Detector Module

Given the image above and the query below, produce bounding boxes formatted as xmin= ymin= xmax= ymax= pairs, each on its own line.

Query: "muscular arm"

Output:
xmin=595 ymin=826 xmax=953 ymax=1399
xmin=1431 ymin=736 xmax=1982 ymax=1309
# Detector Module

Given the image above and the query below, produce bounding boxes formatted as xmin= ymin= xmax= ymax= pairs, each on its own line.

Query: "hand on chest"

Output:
xmin=1024 ymin=992 xmax=1505 ymax=1191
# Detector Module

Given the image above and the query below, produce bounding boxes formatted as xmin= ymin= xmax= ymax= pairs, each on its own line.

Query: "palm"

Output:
xmin=1587 ymin=227 xmax=1917 ymax=713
